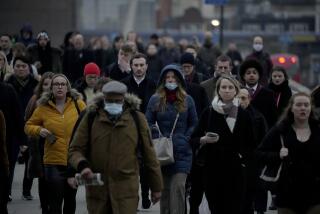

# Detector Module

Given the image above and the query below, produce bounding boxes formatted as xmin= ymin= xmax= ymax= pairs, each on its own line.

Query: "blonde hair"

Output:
xmin=0 ymin=51 xmax=13 ymax=78
xmin=215 ymin=75 xmax=241 ymax=99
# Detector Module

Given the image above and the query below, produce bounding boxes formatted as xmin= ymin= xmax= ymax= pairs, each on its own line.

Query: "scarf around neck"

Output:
xmin=212 ymin=96 xmax=239 ymax=132
xmin=165 ymin=89 xmax=177 ymax=103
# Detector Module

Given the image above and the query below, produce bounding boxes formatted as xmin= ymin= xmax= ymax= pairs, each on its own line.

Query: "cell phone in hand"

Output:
xmin=206 ymin=132 xmax=219 ymax=138
xmin=46 ymin=133 xmax=57 ymax=144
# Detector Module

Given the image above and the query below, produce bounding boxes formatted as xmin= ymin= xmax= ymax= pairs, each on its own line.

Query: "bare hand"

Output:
xmin=81 ymin=168 xmax=94 ymax=180
xmin=67 ymin=177 xmax=78 ymax=189
xmin=200 ymin=135 xmax=219 ymax=144
xmin=39 ymin=128 xmax=51 ymax=138
xmin=20 ymin=145 xmax=28 ymax=152
xmin=151 ymin=191 xmax=161 ymax=204
xmin=34 ymin=61 xmax=42 ymax=69
xmin=118 ymin=58 xmax=130 ymax=72
xmin=280 ymin=148 xmax=289 ymax=159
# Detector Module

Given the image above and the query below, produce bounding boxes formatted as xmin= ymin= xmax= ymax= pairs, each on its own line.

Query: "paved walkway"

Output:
xmin=8 ymin=164 xmax=277 ymax=214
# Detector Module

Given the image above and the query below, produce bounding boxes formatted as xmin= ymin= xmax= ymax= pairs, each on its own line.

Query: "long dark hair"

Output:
xmin=278 ymin=92 xmax=317 ymax=127
xmin=156 ymin=73 xmax=187 ymax=112
xmin=270 ymin=66 xmax=289 ymax=81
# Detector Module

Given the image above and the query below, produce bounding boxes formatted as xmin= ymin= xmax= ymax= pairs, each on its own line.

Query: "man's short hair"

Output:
xmin=120 ymin=43 xmax=134 ymax=54
xmin=13 ymin=55 xmax=31 ymax=67
xmin=215 ymin=54 xmax=232 ymax=66
xmin=130 ymin=53 xmax=148 ymax=65
xmin=0 ymin=34 xmax=12 ymax=40
xmin=150 ymin=33 xmax=159 ymax=40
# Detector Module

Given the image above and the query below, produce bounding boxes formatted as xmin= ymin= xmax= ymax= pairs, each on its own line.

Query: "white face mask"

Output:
xmin=165 ymin=82 xmax=178 ymax=90
xmin=104 ymin=103 xmax=123 ymax=115
xmin=253 ymin=44 xmax=263 ymax=52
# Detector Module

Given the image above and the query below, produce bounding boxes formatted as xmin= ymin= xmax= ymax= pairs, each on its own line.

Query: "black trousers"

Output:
xmin=0 ymin=168 xmax=9 ymax=214
xmin=189 ymin=164 xmax=205 ymax=214
xmin=22 ymin=149 xmax=34 ymax=196
xmin=8 ymin=143 xmax=19 ymax=195
xmin=139 ymin=163 xmax=150 ymax=200
xmin=205 ymin=167 xmax=245 ymax=214
xmin=39 ymin=176 xmax=49 ymax=213
xmin=44 ymin=165 xmax=77 ymax=214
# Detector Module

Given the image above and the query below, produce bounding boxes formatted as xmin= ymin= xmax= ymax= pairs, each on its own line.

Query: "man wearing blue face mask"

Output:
xmin=68 ymin=81 xmax=163 ymax=214
xmin=245 ymin=36 xmax=273 ymax=86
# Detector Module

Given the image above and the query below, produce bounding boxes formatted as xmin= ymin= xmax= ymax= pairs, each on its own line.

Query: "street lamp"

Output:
xmin=211 ymin=19 xmax=220 ymax=27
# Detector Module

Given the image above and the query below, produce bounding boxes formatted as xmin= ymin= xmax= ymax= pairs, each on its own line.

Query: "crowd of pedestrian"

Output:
xmin=0 ymin=23 xmax=320 ymax=214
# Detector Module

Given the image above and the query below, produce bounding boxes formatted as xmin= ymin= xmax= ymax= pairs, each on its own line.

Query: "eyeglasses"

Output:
xmin=52 ymin=82 xmax=67 ymax=87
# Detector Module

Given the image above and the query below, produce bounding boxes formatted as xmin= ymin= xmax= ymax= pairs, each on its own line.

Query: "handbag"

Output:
xmin=260 ymin=135 xmax=285 ymax=182
xmin=152 ymin=113 xmax=179 ymax=166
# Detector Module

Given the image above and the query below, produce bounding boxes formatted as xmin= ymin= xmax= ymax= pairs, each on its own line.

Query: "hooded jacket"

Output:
xmin=18 ymin=24 xmax=37 ymax=48
xmin=68 ymin=93 xmax=163 ymax=214
xmin=146 ymin=64 xmax=198 ymax=174
xmin=25 ymin=89 xmax=86 ymax=166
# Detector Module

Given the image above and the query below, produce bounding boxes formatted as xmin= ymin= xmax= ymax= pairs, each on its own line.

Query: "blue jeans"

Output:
xmin=44 ymin=165 xmax=77 ymax=214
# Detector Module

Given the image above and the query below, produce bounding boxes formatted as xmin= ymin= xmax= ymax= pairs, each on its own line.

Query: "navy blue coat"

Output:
xmin=145 ymin=63 xmax=198 ymax=174
xmin=146 ymin=94 xmax=198 ymax=174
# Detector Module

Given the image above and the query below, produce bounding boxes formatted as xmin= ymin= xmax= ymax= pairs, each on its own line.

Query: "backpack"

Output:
xmin=69 ymin=109 xmax=144 ymax=160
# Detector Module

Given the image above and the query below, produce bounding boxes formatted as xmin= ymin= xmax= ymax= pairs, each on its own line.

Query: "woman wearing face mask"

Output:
xmin=245 ymin=36 xmax=273 ymax=86
xmin=268 ymin=66 xmax=292 ymax=117
xmin=190 ymin=75 xmax=255 ymax=214
xmin=257 ymin=93 xmax=320 ymax=214
xmin=145 ymin=64 xmax=198 ymax=214
xmin=25 ymin=74 xmax=86 ymax=214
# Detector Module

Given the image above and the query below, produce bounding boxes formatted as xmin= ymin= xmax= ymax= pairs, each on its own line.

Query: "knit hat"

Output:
xmin=37 ymin=31 xmax=49 ymax=40
xmin=239 ymin=59 xmax=263 ymax=81
xmin=102 ymin=81 xmax=127 ymax=95
xmin=84 ymin=62 xmax=101 ymax=76
xmin=180 ymin=53 xmax=195 ymax=65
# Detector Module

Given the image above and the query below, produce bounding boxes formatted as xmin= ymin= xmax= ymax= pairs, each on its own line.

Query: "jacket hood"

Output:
xmin=37 ymin=89 xmax=83 ymax=105
xmin=20 ymin=23 xmax=33 ymax=35
xmin=87 ymin=93 xmax=141 ymax=112
xmin=158 ymin=64 xmax=186 ymax=89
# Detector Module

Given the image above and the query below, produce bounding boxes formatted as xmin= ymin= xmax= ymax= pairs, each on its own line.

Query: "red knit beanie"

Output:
xmin=84 ymin=62 xmax=101 ymax=76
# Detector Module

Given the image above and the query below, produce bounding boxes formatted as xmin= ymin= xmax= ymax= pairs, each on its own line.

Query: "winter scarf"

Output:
xmin=212 ymin=96 xmax=239 ymax=132
xmin=165 ymin=89 xmax=177 ymax=103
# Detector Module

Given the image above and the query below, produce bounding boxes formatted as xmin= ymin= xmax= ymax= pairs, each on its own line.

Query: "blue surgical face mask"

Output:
xmin=104 ymin=103 xmax=123 ymax=115
xmin=253 ymin=44 xmax=263 ymax=52
xmin=165 ymin=82 xmax=178 ymax=90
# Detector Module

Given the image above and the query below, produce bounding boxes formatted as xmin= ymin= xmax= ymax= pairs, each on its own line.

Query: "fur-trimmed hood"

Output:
xmin=37 ymin=88 xmax=83 ymax=106
xmin=87 ymin=93 xmax=141 ymax=112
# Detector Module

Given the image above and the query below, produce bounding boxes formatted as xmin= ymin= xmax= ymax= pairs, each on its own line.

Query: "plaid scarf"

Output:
xmin=212 ymin=96 xmax=239 ymax=133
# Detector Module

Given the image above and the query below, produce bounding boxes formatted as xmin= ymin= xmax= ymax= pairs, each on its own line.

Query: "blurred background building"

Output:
xmin=0 ymin=0 xmax=319 ymax=86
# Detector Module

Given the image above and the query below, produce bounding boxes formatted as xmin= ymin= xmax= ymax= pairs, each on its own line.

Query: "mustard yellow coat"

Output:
xmin=25 ymin=97 xmax=86 ymax=166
